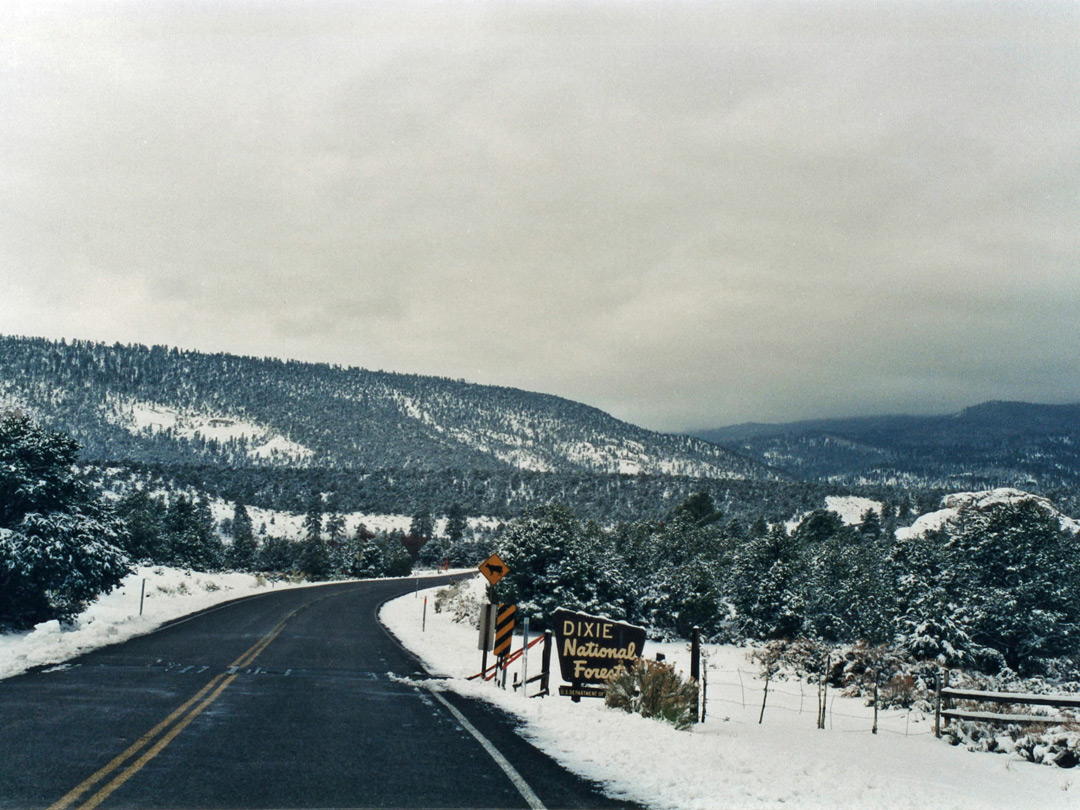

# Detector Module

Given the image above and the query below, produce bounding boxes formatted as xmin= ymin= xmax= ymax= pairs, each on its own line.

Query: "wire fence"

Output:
xmin=479 ymin=636 xmax=936 ymax=738
xmin=702 ymin=667 xmax=936 ymax=737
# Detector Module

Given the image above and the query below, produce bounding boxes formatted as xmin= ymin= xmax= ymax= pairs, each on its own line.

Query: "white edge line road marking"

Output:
xmin=426 ymin=688 xmax=546 ymax=810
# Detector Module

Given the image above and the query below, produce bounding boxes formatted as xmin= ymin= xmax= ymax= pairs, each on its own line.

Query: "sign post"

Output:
xmin=477 ymin=602 xmax=497 ymax=677
xmin=521 ymin=617 xmax=530 ymax=698
xmin=477 ymin=554 xmax=511 ymax=681
xmin=551 ymin=608 xmax=646 ymax=701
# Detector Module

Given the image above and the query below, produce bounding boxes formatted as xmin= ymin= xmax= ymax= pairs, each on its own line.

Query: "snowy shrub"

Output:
xmin=750 ymin=638 xmax=830 ymax=683
xmin=832 ymin=642 xmax=919 ymax=703
xmin=946 ymin=720 xmax=1080 ymax=768
xmin=605 ymin=657 xmax=699 ymax=730
xmin=880 ymin=673 xmax=919 ymax=708
xmin=433 ymin=580 xmax=481 ymax=626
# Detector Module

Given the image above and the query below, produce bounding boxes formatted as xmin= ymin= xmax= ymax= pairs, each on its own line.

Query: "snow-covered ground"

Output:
xmin=824 ymin=494 xmax=883 ymax=525
xmin=785 ymin=495 xmax=883 ymax=532
xmin=381 ymin=577 xmax=1076 ymax=810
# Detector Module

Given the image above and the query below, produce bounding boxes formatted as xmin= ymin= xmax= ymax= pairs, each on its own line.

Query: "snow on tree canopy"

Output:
xmin=0 ymin=413 xmax=130 ymax=628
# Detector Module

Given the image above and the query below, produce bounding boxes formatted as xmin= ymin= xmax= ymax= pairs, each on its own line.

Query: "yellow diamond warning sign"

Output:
xmin=478 ymin=553 xmax=509 ymax=586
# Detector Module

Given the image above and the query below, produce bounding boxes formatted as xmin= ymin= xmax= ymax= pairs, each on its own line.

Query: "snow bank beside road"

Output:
xmin=0 ymin=566 xmax=306 ymax=680
xmin=381 ymin=578 xmax=1075 ymax=810
xmin=0 ymin=566 xmax=459 ymax=681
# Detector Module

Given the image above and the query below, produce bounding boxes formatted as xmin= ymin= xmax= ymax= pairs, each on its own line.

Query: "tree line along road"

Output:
xmin=0 ymin=575 xmax=640 ymax=810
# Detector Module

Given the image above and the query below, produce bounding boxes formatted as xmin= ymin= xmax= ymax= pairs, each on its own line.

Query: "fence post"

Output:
xmin=701 ymin=653 xmax=708 ymax=723
xmin=139 ymin=578 xmax=147 ymax=617
xmin=872 ymin=670 xmax=879 ymax=735
xmin=818 ymin=654 xmax=830 ymax=730
xmin=942 ymin=669 xmax=952 ymax=733
xmin=538 ymin=629 xmax=552 ymax=697
xmin=934 ymin=670 xmax=942 ymax=738
xmin=690 ymin=626 xmax=701 ymax=724
xmin=758 ymin=670 xmax=771 ymax=724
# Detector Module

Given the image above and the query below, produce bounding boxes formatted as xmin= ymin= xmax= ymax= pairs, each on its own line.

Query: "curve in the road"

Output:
xmin=0 ymin=576 xmax=639 ymax=810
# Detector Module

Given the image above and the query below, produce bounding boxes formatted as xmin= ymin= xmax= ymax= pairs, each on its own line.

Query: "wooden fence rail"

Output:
xmin=934 ymin=671 xmax=1080 ymax=737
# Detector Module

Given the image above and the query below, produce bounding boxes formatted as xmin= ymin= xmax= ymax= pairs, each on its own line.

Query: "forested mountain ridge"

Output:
xmin=695 ymin=401 xmax=1080 ymax=492
xmin=0 ymin=335 xmax=770 ymax=481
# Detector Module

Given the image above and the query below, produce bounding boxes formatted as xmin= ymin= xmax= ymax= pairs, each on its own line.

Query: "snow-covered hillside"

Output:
xmin=103 ymin=396 xmax=314 ymax=462
xmin=0 ymin=335 xmax=773 ymax=481
xmin=896 ymin=488 xmax=1080 ymax=540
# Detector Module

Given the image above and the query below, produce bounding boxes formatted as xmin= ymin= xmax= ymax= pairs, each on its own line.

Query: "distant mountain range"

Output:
xmin=694 ymin=401 xmax=1080 ymax=492
xmin=0 ymin=335 xmax=767 ymax=481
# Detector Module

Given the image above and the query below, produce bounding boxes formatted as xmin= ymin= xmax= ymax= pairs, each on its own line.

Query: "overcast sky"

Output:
xmin=2 ymin=1 xmax=1078 ymax=432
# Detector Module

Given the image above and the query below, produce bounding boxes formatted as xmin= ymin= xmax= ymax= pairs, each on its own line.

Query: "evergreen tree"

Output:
xmin=355 ymin=532 xmax=386 ymax=578
xmin=803 ymin=526 xmax=895 ymax=644
xmin=297 ymin=490 xmax=332 ymax=580
xmin=445 ymin=503 xmax=467 ymax=545
xmin=890 ymin=529 xmax=975 ymax=667
xmin=0 ymin=413 xmax=130 ymax=628
xmin=498 ymin=503 xmax=622 ymax=625
xmin=115 ymin=489 xmax=168 ymax=562
xmin=858 ymin=507 xmax=883 ymax=542
xmin=324 ymin=512 xmax=348 ymax=573
xmin=891 ymin=496 xmax=1080 ymax=673
xmin=949 ymin=499 xmax=1080 ymax=672
xmin=302 ymin=492 xmax=323 ymax=542
xmin=729 ymin=524 xmax=805 ymax=640
xmin=298 ymin=531 xmax=332 ymax=581
xmin=409 ymin=506 xmax=435 ymax=540
xmin=793 ymin=509 xmax=845 ymax=546
xmin=226 ymin=502 xmax=258 ymax=571
xmin=164 ymin=495 xmax=223 ymax=571
xmin=259 ymin=535 xmax=297 ymax=574
xmin=672 ymin=491 xmax=723 ymax=527
xmin=379 ymin=533 xmax=414 ymax=578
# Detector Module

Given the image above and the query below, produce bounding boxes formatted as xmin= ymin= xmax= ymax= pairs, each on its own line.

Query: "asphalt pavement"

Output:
xmin=0 ymin=576 xmax=640 ymax=810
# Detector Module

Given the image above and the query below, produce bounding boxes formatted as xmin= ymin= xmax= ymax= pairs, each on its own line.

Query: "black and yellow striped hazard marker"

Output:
xmin=493 ymin=603 xmax=516 ymax=657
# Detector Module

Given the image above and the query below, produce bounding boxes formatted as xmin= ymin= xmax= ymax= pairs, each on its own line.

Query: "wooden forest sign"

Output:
xmin=552 ymin=608 xmax=646 ymax=699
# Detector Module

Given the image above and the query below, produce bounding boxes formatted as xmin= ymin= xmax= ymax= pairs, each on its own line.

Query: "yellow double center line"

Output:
xmin=48 ymin=609 xmax=299 ymax=810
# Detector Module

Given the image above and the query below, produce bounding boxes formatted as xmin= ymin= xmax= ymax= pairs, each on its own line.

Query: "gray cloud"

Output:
xmin=2 ymin=0 xmax=1078 ymax=432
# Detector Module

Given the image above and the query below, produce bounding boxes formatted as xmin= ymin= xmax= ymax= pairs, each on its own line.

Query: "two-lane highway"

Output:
xmin=0 ymin=577 xmax=639 ymax=810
